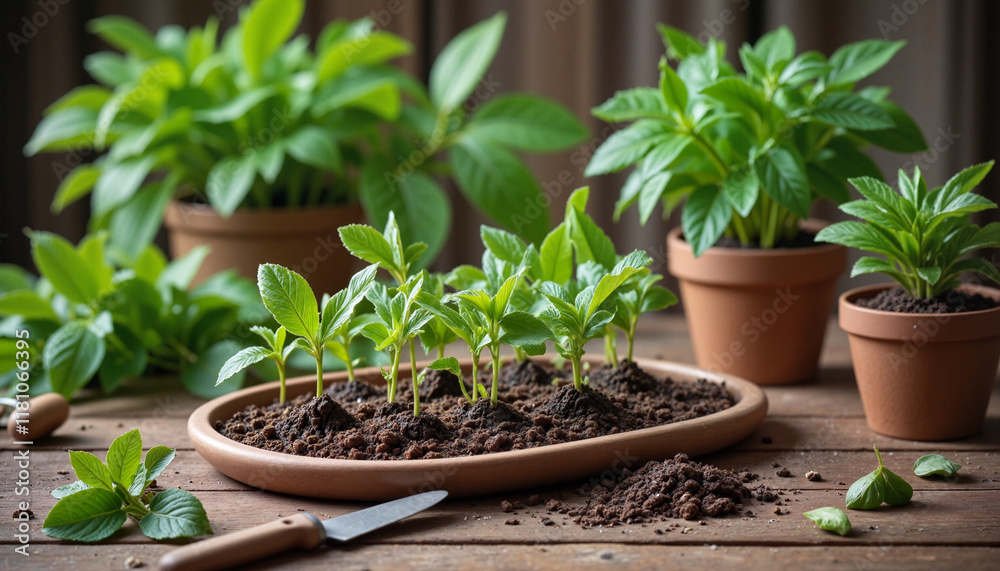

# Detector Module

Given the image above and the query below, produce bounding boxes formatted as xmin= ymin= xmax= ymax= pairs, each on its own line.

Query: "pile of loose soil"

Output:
xmin=217 ymin=360 xmax=734 ymax=461
xmin=572 ymin=453 xmax=772 ymax=525
xmin=855 ymin=286 xmax=997 ymax=314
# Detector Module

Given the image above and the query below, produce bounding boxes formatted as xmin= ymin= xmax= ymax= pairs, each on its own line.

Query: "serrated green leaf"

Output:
xmin=106 ymin=428 xmax=142 ymax=487
xmin=42 ymin=488 xmax=126 ymax=542
xmin=811 ymin=92 xmax=894 ymax=130
xmin=538 ymin=224 xmax=573 ymax=285
xmin=471 ymin=94 xmax=587 ymax=151
xmin=757 ymin=146 xmax=810 ymax=219
xmin=659 ymin=59 xmax=688 ymax=114
xmin=52 ymin=480 xmax=92 ymax=499
xmin=499 ymin=311 xmax=551 ymax=348
xmin=584 ymin=120 xmax=672 ymax=176
xmin=143 ymin=446 xmax=175 ymax=485
xmin=257 ymin=264 xmax=318 ymax=340
xmin=45 ymin=321 xmax=106 ymax=399
xmin=721 ymin=168 xmax=759 ymax=217
xmin=681 ymin=186 xmax=733 ymax=257
xmin=216 ymin=346 xmax=271 ymax=386
xmin=426 ymin=356 xmax=462 ymax=380
xmin=139 ymin=488 xmax=213 ymax=539
xmin=69 ymin=451 xmax=114 ymax=491
xmin=592 ymin=87 xmax=670 ymax=122
xmin=826 ymin=39 xmax=905 ymax=86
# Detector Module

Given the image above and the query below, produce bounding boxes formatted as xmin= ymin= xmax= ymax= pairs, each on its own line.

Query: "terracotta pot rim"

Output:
xmin=187 ymin=355 xmax=768 ymax=500
xmin=667 ymin=220 xmax=847 ymax=286
xmin=164 ymin=200 xmax=364 ymax=236
xmin=839 ymin=283 xmax=1000 ymax=341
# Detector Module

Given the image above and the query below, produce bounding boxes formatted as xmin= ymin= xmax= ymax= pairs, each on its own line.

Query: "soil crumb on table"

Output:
xmin=216 ymin=361 xmax=734 ymax=460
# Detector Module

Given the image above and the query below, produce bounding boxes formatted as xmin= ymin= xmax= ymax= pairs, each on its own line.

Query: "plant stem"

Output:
xmin=314 ymin=348 xmax=324 ymax=399
xmin=489 ymin=346 xmax=501 ymax=407
xmin=469 ymin=351 xmax=480 ymax=403
xmin=604 ymin=329 xmax=617 ymax=365
xmin=437 ymin=345 xmax=445 ymax=361
xmin=387 ymin=346 xmax=402 ymax=402
xmin=571 ymin=356 xmax=584 ymax=393
xmin=626 ymin=321 xmax=637 ymax=363
xmin=731 ymin=215 xmax=751 ymax=245
xmin=277 ymin=359 xmax=287 ymax=404
xmin=410 ymin=341 xmax=420 ymax=417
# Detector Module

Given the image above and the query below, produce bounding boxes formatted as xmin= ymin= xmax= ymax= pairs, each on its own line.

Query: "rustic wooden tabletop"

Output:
xmin=2 ymin=315 xmax=998 ymax=570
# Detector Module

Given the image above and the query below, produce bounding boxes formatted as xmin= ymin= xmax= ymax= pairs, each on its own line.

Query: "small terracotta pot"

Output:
xmin=839 ymin=283 xmax=1000 ymax=440
xmin=163 ymin=201 xmax=363 ymax=294
xmin=667 ymin=221 xmax=846 ymax=385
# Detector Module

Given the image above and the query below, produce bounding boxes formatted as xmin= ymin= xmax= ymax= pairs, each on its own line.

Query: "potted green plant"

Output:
xmin=24 ymin=1 xmax=586 ymax=293
xmin=585 ymin=25 xmax=927 ymax=384
xmin=817 ymin=163 xmax=1000 ymax=440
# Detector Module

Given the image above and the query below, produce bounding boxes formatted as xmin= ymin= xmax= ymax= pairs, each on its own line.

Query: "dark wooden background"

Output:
xmin=3 ymin=0 xmax=998 ymax=300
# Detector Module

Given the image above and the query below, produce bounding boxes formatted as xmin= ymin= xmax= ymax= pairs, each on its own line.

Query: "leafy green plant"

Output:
xmin=43 ymin=429 xmax=211 ymax=542
xmin=256 ymin=263 xmax=377 ymax=399
xmin=216 ymin=326 xmax=294 ymax=403
xmin=803 ymin=507 xmax=851 ymax=536
xmin=845 ymin=445 xmax=913 ymax=510
xmin=417 ymin=274 xmax=459 ymax=361
xmin=416 ymin=294 xmax=491 ymax=403
xmin=816 ymin=163 xmax=1000 ymax=298
xmin=610 ymin=271 xmax=677 ymax=363
xmin=339 ymin=212 xmax=423 ymax=286
xmin=913 ymin=454 xmax=962 ymax=478
xmin=24 ymin=2 xmax=586 ymax=266
xmin=586 ymin=25 xmax=926 ymax=256
xmin=0 ymin=231 xmax=262 ymax=399
xmin=359 ymin=275 xmax=433 ymax=415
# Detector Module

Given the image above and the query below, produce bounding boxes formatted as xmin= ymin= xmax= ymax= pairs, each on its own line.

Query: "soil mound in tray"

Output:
xmin=217 ymin=361 xmax=735 ymax=461
xmin=574 ymin=453 xmax=763 ymax=525
xmin=589 ymin=360 xmax=660 ymax=393
xmin=854 ymin=286 xmax=998 ymax=314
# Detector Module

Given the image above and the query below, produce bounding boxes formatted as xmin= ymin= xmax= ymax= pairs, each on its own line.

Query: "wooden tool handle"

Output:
xmin=158 ymin=513 xmax=325 ymax=571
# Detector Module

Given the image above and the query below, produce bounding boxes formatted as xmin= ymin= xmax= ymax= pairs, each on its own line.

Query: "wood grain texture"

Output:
xmin=1 ymin=315 xmax=996 ymax=568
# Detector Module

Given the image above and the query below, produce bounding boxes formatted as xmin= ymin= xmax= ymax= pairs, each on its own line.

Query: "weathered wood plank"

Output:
xmin=2 ymin=450 xmax=995 ymax=496
xmin=2 ymin=544 xmax=996 ymax=571
xmin=3 ymin=489 xmax=998 ymax=547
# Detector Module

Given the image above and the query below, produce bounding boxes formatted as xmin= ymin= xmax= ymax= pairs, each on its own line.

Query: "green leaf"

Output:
xmin=845 ymin=471 xmax=884 ymax=510
xmin=313 ymin=75 xmax=401 ymax=120
xmin=915 ymin=266 xmax=941 ymax=286
xmin=320 ymin=264 xmax=379 ymax=341
xmin=641 ymin=285 xmax=678 ymax=313
xmin=0 ymin=264 xmax=34 ymax=294
xmin=30 ymin=231 xmax=100 ymax=304
xmin=88 ymin=16 xmax=162 ymax=59
xmin=139 ymin=488 xmax=213 ymax=539
xmin=206 ymin=154 xmax=257 ymax=217
xmin=850 ymin=257 xmax=905 ymax=282
xmin=592 ymin=87 xmax=670 ymax=122
xmin=98 ymin=325 xmax=146 ymax=394
xmin=778 ymin=51 xmax=830 ymax=86
xmin=584 ymin=120 xmax=671 ymax=176
xmin=702 ymin=78 xmax=768 ymax=120
xmin=811 ymin=92 xmax=894 ymax=131
xmin=52 ymin=480 xmax=92 ymax=499
xmin=681 ymin=186 xmax=733 ymax=257
xmin=106 ymin=428 xmax=142 ymax=487
xmin=92 ymin=155 xmax=158 ymax=216
xmin=53 ymin=165 xmax=101 ymax=213
xmin=538 ymin=224 xmax=573 ymax=285
xmin=316 ymin=32 xmax=411 ymax=82
xmin=69 ymin=451 xmax=115 ymax=491
xmin=470 ymin=94 xmax=587 ymax=152
xmin=24 ymin=107 xmax=97 ymax=155
xmin=84 ymin=52 xmax=139 ymax=87
xmin=284 ymin=126 xmax=341 ymax=172
xmin=850 ymin=99 xmax=927 ymax=153
xmin=182 ymin=339 xmax=247 ymax=398
xmin=499 ymin=311 xmax=551 ymax=348
xmin=449 ymin=132 xmax=549 ymax=245
xmin=42 ymin=488 xmax=127 ymax=542
xmin=45 ymin=321 xmax=106 ymax=399
xmin=641 ymin=133 xmax=693 ymax=174
xmin=108 ymin=181 xmax=174 ymax=261
xmin=216 ymin=346 xmax=271 ymax=386
xmin=429 ymin=12 xmax=507 ymax=112
xmin=242 ymin=0 xmax=304 ymax=79
xmin=913 ymin=454 xmax=962 ymax=478
xmin=156 ymin=246 xmax=208 ymax=293
xmin=803 ymin=507 xmax=851 ymax=537
xmin=721 ymin=168 xmax=759 ymax=217
xmin=756 ymin=146 xmax=810 ymax=219
xmin=932 ymin=161 xmax=994 ymax=215
xmin=143 ymin=446 xmax=176 ymax=485
xmin=0 ymin=290 xmax=57 ymax=321
xmin=657 ymin=24 xmax=705 ymax=60
xmin=45 ymin=85 xmax=113 ymax=115
xmin=191 ymin=87 xmax=277 ymax=123
xmin=567 ymin=206 xmax=617 ymax=271
xmin=753 ymin=26 xmax=795 ymax=69
xmin=427 ymin=356 xmax=462 ymax=380
xmin=881 ymin=468 xmax=913 ymax=506
xmin=338 ymin=224 xmax=397 ymax=270
xmin=481 ymin=226 xmax=526 ymax=265
xmin=257 ymin=264 xmax=318 ymax=340
xmin=659 ymin=59 xmax=688 ymax=114
xmin=359 ymin=162 xmax=451 ymax=266
xmin=826 ymin=39 xmax=905 ymax=86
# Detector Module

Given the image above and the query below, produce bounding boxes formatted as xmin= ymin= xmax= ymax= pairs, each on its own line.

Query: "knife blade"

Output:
xmin=159 ymin=490 xmax=447 ymax=571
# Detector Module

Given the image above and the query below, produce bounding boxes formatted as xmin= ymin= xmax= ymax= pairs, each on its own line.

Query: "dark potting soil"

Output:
xmin=854 ymin=286 xmax=998 ymax=314
xmin=217 ymin=361 xmax=734 ymax=461
xmin=713 ymin=230 xmax=817 ymax=250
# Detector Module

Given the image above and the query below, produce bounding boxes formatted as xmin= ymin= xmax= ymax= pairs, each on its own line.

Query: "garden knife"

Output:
xmin=158 ymin=490 xmax=448 ymax=571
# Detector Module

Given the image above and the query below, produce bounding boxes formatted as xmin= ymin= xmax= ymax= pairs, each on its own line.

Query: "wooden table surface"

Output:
xmin=2 ymin=315 xmax=998 ymax=570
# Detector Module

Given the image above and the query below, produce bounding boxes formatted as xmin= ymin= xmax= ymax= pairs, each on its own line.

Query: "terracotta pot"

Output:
xmin=163 ymin=201 xmax=363 ymax=294
xmin=187 ymin=356 xmax=768 ymax=501
xmin=839 ymin=283 xmax=1000 ymax=440
xmin=667 ymin=221 xmax=846 ymax=385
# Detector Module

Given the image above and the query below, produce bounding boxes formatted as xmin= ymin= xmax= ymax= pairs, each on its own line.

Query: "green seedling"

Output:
xmin=257 ymin=263 xmax=378 ymax=398
xmin=44 ymin=429 xmax=210 ymax=542
xmin=610 ymin=271 xmax=678 ymax=362
xmin=339 ymin=212 xmax=426 ymax=286
xmin=359 ymin=274 xmax=433 ymax=415
xmin=418 ymin=273 xmax=459 ymax=361
xmin=817 ymin=163 xmax=1000 ymax=298
xmin=216 ymin=326 xmax=295 ymax=403
xmin=325 ymin=312 xmax=379 ymax=383
xmin=846 ymin=445 xmax=913 ymax=509
xmin=537 ymin=251 xmax=651 ymax=392
xmin=417 ymin=292 xmax=491 ymax=403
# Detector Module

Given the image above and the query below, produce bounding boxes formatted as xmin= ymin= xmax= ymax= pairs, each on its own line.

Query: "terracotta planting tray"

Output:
xmin=188 ymin=356 xmax=768 ymax=501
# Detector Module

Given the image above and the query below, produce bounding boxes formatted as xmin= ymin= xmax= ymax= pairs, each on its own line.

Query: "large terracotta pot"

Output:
xmin=163 ymin=201 xmax=363 ymax=294
xmin=839 ymin=283 xmax=1000 ymax=440
xmin=667 ymin=221 xmax=846 ymax=385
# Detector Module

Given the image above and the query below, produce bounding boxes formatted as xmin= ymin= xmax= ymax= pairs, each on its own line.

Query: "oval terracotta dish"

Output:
xmin=188 ymin=356 xmax=768 ymax=501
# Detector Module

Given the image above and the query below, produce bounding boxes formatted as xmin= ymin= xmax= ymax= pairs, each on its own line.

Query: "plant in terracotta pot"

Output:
xmin=24 ymin=1 xmax=587 ymax=292
xmin=816 ymin=163 xmax=1000 ymax=440
xmin=585 ymin=25 xmax=927 ymax=384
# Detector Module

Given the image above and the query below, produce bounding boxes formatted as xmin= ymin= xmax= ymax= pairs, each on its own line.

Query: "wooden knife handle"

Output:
xmin=158 ymin=513 xmax=325 ymax=571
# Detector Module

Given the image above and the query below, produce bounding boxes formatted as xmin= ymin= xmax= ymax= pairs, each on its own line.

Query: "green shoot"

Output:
xmin=216 ymin=326 xmax=296 ymax=402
